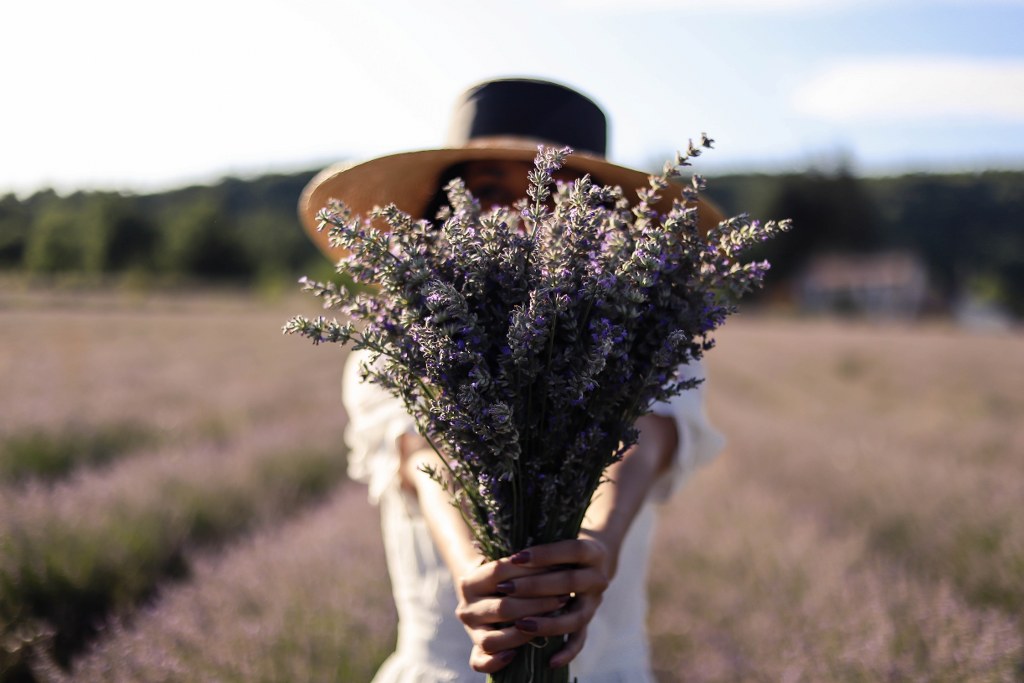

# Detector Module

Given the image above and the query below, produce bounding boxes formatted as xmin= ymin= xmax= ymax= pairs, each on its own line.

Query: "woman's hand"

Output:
xmin=454 ymin=536 xmax=611 ymax=672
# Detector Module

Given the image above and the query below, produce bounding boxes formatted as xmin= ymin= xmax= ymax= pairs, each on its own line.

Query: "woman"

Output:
xmin=300 ymin=78 xmax=726 ymax=681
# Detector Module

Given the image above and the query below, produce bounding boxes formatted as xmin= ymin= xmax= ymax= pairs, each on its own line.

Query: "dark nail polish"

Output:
xmin=496 ymin=580 xmax=515 ymax=595
xmin=510 ymin=550 xmax=531 ymax=564
xmin=499 ymin=649 xmax=517 ymax=663
xmin=516 ymin=618 xmax=538 ymax=633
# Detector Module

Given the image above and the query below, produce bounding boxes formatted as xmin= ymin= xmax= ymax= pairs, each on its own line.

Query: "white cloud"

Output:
xmin=792 ymin=57 xmax=1024 ymax=123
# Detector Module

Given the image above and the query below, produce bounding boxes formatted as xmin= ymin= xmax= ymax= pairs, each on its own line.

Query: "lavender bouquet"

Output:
xmin=285 ymin=139 xmax=789 ymax=682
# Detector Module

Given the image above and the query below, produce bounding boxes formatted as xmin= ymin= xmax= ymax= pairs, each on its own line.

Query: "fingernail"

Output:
xmin=516 ymin=618 xmax=538 ymax=633
xmin=557 ymin=594 xmax=572 ymax=604
xmin=499 ymin=649 xmax=517 ymax=663
xmin=496 ymin=580 xmax=515 ymax=595
xmin=510 ymin=550 xmax=531 ymax=564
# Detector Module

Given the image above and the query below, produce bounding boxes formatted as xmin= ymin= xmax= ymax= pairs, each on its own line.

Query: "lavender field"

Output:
xmin=1 ymin=289 xmax=1022 ymax=682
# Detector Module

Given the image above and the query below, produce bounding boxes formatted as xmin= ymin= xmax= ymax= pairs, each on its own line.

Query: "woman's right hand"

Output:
xmin=455 ymin=557 xmax=568 ymax=672
xmin=454 ymin=538 xmax=610 ymax=673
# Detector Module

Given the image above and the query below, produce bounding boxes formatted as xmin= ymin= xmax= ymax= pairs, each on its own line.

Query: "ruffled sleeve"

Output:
xmin=342 ymin=350 xmax=417 ymax=505
xmin=646 ymin=360 xmax=726 ymax=503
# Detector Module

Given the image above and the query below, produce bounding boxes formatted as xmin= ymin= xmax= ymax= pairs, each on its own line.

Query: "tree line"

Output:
xmin=0 ymin=172 xmax=328 ymax=287
xmin=1 ymin=166 xmax=1022 ymax=316
xmin=717 ymin=168 xmax=1024 ymax=317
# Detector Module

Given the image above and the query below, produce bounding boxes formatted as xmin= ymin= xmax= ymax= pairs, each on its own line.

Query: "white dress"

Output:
xmin=342 ymin=350 xmax=725 ymax=682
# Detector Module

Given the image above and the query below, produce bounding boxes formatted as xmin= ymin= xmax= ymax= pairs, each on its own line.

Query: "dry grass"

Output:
xmin=2 ymin=291 xmax=1021 ymax=681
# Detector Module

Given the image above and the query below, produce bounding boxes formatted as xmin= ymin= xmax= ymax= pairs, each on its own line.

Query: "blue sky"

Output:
xmin=2 ymin=0 xmax=1023 ymax=196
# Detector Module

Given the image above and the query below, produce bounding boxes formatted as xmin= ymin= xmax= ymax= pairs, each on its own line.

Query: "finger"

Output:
xmin=461 ymin=538 xmax=608 ymax=598
xmin=460 ymin=558 xmax=559 ymax=596
xmin=506 ymin=539 xmax=605 ymax=570
xmin=457 ymin=594 xmax=570 ymax=627
xmin=459 ymin=562 xmax=528 ymax=602
xmin=495 ymin=566 xmax=607 ymax=599
xmin=549 ymin=627 xmax=588 ymax=669
xmin=460 ymin=559 xmax=576 ymax=598
xmin=513 ymin=607 xmax=587 ymax=639
xmin=472 ymin=624 xmax=534 ymax=654
xmin=514 ymin=594 xmax=600 ymax=638
xmin=469 ymin=644 xmax=519 ymax=674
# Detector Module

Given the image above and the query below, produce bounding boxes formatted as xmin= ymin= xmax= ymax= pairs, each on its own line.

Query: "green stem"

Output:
xmin=487 ymin=635 xmax=571 ymax=683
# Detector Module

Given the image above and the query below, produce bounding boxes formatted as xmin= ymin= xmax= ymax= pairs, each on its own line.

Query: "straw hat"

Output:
xmin=299 ymin=78 xmax=722 ymax=259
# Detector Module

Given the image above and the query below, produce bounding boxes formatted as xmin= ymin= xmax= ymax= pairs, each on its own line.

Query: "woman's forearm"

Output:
xmin=398 ymin=434 xmax=483 ymax=576
xmin=580 ymin=413 xmax=678 ymax=578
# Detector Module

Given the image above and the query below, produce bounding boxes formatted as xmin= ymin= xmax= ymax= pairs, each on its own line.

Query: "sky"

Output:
xmin=2 ymin=0 xmax=1023 ymax=197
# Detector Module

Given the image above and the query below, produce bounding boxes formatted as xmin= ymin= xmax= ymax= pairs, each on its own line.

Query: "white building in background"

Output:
xmin=797 ymin=251 xmax=929 ymax=319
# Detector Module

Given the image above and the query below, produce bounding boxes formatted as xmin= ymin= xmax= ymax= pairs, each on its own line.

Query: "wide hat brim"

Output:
xmin=299 ymin=140 xmax=723 ymax=260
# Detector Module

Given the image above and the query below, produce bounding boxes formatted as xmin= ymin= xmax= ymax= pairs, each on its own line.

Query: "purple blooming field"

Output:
xmin=2 ymin=289 xmax=1022 ymax=682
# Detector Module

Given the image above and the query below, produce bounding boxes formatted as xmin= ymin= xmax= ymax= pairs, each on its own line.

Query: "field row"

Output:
xmin=42 ymin=485 xmax=393 ymax=683
xmin=0 ymin=419 xmax=347 ymax=676
xmin=1 ymin=292 xmax=354 ymax=680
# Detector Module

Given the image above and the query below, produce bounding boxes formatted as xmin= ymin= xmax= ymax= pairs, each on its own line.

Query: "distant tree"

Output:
xmin=868 ymin=172 xmax=1024 ymax=312
xmin=703 ymin=174 xmax=784 ymax=224
xmin=0 ymin=193 xmax=31 ymax=267
xmin=160 ymin=200 xmax=253 ymax=279
xmin=234 ymin=210 xmax=305 ymax=280
xmin=24 ymin=203 xmax=85 ymax=273
xmin=80 ymin=194 xmax=160 ymax=273
xmin=760 ymin=168 xmax=882 ymax=283
xmin=211 ymin=173 xmax=321 ymax=276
